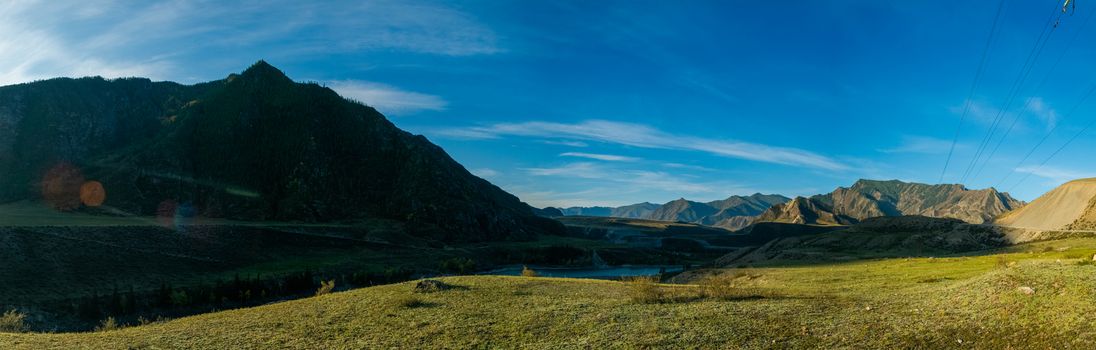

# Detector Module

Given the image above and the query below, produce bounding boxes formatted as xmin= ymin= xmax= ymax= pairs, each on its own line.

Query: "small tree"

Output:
xmin=315 ymin=279 xmax=336 ymax=296
xmin=521 ymin=266 xmax=539 ymax=277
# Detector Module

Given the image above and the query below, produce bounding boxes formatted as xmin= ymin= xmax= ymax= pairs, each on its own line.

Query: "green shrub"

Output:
xmin=0 ymin=309 xmax=26 ymax=333
xmin=316 ymin=279 xmax=336 ymax=296
xmin=521 ymin=266 xmax=539 ymax=277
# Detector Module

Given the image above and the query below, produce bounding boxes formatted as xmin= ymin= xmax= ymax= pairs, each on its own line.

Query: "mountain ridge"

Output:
xmin=560 ymin=193 xmax=790 ymax=230
xmin=0 ymin=61 xmax=562 ymax=241
xmin=755 ymin=179 xmax=1022 ymax=226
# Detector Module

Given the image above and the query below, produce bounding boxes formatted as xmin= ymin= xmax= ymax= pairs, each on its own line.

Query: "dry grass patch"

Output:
xmin=0 ymin=310 xmax=26 ymax=333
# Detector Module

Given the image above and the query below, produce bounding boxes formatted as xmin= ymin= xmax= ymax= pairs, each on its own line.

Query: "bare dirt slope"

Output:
xmin=995 ymin=178 xmax=1096 ymax=230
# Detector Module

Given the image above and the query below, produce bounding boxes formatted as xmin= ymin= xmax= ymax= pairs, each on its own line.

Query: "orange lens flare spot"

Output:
xmin=80 ymin=181 xmax=106 ymax=207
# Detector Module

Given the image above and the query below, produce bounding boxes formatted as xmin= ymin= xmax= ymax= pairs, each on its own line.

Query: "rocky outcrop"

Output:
xmin=753 ymin=197 xmax=858 ymax=226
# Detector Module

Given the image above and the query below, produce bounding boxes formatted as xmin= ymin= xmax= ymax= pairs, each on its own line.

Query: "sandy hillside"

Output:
xmin=996 ymin=178 xmax=1096 ymax=230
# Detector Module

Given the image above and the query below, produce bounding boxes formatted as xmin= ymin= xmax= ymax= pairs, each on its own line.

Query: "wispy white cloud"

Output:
xmin=1015 ymin=165 xmax=1094 ymax=185
xmin=470 ymin=168 xmax=499 ymax=178
xmin=524 ymin=162 xmax=604 ymax=179
xmin=543 ymin=140 xmax=589 ymax=147
xmin=0 ymin=1 xmax=169 ymax=85
xmin=1026 ymin=97 xmax=1058 ymax=131
xmin=560 ymin=152 xmax=639 ymax=162
xmin=950 ymin=97 xmax=1055 ymax=133
xmin=434 ymin=120 xmax=846 ymax=170
xmin=523 ymin=162 xmax=723 ymax=194
xmin=326 ymin=80 xmax=447 ymax=115
xmin=0 ymin=0 xmax=499 ymax=85
xmin=878 ymin=136 xmax=959 ymax=154
xmin=950 ymin=99 xmax=1003 ymax=126
xmin=662 ymin=163 xmax=715 ymax=171
xmin=339 ymin=1 xmax=501 ymax=56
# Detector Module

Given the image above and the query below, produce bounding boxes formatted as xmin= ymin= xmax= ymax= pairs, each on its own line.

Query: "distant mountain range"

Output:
xmin=0 ymin=61 xmax=561 ymax=241
xmin=560 ymin=193 xmax=791 ymax=230
xmin=755 ymin=179 xmax=1023 ymax=226
xmin=559 ymin=179 xmax=1023 ymax=230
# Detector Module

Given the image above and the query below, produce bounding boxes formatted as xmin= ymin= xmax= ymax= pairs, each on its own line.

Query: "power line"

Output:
xmin=971 ymin=2 xmax=1093 ymax=180
xmin=939 ymin=0 xmax=1008 ymax=184
xmin=995 ymin=5 xmax=1096 ymax=187
xmin=959 ymin=0 xmax=1064 ymax=184
xmin=998 ymin=82 xmax=1096 ymax=187
xmin=1009 ymin=110 xmax=1096 ymax=192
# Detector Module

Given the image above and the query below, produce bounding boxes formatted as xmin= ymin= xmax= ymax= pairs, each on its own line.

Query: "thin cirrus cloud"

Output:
xmin=326 ymin=80 xmax=447 ymax=115
xmin=1015 ymin=166 xmax=1094 ymax=185
xmin=0 ymin=1 xmax=168 ymax=85
xmin=878 ymin=136 xmax=959 ymax=155
xmin=950 ymin=97 xmax=1056 ymax=132
xmin=470 ymin=168 xmax=499 ymax=178
xmin=434 ymin=120 xmax=847 ymax=170
xmin=523 ymin=162 xmax=723 ymax=194
xmin=0 ymin=0 xmax=499 ymax=85
xmin=1026 ymin=97 xmax=1058 ymax=131
xmin=560 ymin=152 xmax=639 ymax=162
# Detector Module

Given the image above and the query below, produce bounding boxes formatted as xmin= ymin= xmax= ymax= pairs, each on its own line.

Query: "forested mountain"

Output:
xmin=0 ymin=61 xmax=561 ymax=241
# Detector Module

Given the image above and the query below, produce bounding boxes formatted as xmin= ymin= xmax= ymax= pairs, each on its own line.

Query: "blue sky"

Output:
xmin=4 ymin=0 xmax=1096 ymax=207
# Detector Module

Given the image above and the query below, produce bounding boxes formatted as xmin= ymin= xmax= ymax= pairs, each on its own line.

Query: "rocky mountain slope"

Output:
xmin=561 ymin=194 xmax=789 ymax=230
xmin=0 ymin=61 xmax=561 ymax=241
xmin=753 ymin=197 xmax=858 ymax=226
xmin=995 ymin=178 xmax=1096 ymax=231
xmin=560 ymin=206 xmax=612 ymax=216
xmin=754 ymin=179 xmax=1022 ymax=226
xmin=610 ymin=202 xmax=661 ymax=218
xmin=560 ymin=203 xmax=660 ymax=218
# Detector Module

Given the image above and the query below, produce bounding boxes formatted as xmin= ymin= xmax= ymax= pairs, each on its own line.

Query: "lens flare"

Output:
xmin=79 ymin=181 xmax=106 ymax=207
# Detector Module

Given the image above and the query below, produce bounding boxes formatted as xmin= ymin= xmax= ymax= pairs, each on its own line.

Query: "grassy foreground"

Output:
xmin=6 ymin=238 xmax=1096 ymax=348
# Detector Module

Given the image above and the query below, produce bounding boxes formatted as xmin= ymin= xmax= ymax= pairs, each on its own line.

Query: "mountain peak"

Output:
xmin=238 ymin=60 xmax=292 ymax=83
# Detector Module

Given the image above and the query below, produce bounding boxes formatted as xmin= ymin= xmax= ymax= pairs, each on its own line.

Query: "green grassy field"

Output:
xmin=5 ymin=237 xmax=1096 ymax=348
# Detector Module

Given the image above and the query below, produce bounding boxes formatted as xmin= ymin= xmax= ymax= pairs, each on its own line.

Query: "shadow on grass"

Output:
xmin=412 ymin=280 xmax=470 ymax=293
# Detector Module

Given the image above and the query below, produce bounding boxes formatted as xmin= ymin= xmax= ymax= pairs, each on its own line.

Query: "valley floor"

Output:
xmin=5 ymin=238 xmax=1096 ymax=349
